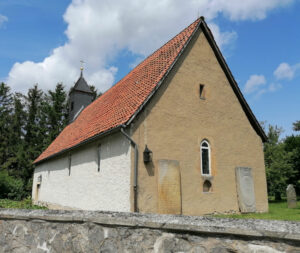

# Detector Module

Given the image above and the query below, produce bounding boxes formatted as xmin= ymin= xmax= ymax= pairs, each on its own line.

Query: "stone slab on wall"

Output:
xmin=287 ymin=184 xmax=297 ymax=208
xmin=0 ymin=209 xmax=299 ymax=253
xmin=235 ymin=167 xmax=256 ymax=213
xmin=158 ymin=160 xmax=182 ymax=214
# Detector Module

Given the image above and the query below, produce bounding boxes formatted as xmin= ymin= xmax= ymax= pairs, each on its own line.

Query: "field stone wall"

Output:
xmin=0 ymin=209 xmax=299 ymax=253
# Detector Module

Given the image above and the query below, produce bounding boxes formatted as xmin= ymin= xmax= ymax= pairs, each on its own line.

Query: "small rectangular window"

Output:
xmin=97 ymin=144 xmax=101 ymax=172
xmin=68 ymin=154 xmax=72 ymax=176
xmin=200 ymin=84 xmax=205 ymax=99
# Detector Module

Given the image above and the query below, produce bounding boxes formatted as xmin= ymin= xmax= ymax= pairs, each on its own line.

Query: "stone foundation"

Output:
xmin=0 ymin=209 xmax=299 ymax=252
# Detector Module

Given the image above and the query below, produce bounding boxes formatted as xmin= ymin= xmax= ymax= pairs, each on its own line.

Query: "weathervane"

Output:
xmin=80 ymin=60 xmax=85 ymax=76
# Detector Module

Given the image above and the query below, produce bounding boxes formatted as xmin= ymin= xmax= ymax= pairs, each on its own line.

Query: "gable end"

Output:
xmin=199 ymin=21 xmax=267 ymax=142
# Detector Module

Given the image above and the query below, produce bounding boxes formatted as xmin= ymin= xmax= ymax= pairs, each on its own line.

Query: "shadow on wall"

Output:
xmin=145 ymin=162 xmax=155 ymax=176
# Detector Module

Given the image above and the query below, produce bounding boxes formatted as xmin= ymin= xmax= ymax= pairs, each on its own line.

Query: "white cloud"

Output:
xmin=253 ymin=82 xmax=282 ymax=98
xmin=244 ymin=75 xmax=266 ymax=94
xmin=274 ymin=62 xmax=294 ymax=80
xmin=208 ymin=23 xmax=237 ymax=49
xmin=5 ymin=0 xmax=296 ymax=93
xmin=268 ymin=82 xmax=282 ymax=92
xmin=0 ymin=14 xmax=8 ymax=28
xmin=274 ymin=62 xmax=300 ymax=80
xmin=204 ymin=0 xmax=293 ymax=21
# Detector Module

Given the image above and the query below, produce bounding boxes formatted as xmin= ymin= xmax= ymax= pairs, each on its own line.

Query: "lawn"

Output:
xmin=0 ymin=198 xmax=47 ymax=210
xmin=215 ymin=201 xmax=300 ymax=221
xmin=0 ymin=199 xmax=299 ymax=221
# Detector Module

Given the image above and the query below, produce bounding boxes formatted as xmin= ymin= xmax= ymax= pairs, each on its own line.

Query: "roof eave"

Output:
xmin=34 ymin=125 xmax=122 ymax=165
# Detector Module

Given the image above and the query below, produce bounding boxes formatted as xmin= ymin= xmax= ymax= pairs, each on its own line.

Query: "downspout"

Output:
xmin=120 ymin=126 xmax=138 ymax=212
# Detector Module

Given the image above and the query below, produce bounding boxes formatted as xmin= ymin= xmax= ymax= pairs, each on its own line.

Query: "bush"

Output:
xmin=0 ymin=170 xmax=25 ymax=200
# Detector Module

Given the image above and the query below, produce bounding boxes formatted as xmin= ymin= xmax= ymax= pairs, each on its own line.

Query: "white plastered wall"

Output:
xmin=32 ymin=132 xmax=131 ymax=212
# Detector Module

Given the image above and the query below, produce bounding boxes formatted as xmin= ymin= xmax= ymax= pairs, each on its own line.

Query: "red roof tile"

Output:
xmin=34 ymin=18 xmax=201 ymax=163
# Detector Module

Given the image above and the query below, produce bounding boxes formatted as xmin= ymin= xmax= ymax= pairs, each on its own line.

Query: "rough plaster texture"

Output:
xmin=0 ymin=209 xmax=299 ymax=253
xmin=32 ymin=132 xmax=131 ymax=212
xmin=130 ymin=28 xmax=268 ymax=215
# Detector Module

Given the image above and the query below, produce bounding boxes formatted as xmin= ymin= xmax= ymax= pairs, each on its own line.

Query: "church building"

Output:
xmin=32 ymin=17 xmax=268 ymax=215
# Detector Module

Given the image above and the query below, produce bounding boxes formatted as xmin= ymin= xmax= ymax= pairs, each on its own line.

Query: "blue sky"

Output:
xmin=0 ymin=0 xmax=299 ymax=137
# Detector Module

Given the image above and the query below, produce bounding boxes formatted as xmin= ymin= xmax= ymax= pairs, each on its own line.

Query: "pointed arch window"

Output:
xmin=201 ymin=140 xmax=211 ymax=175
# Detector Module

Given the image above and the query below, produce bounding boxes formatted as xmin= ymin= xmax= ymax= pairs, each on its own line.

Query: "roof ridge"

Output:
xmin=119 ymin=18 xmax=201 ymax=82
xmin=93 ymin=18 xmax=201 ymax=101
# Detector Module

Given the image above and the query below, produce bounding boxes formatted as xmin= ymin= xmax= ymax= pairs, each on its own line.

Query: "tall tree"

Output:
xmin=0 ymin=83 xmax=13 ymax=167
xmin=3 ymin=93 xmax=27 ymax=176
xmin=284 ymin=134 xmax=300 ymax=195
xmin=264 ymin=125 xmax=296 ymax=200
xmin=44 ymin=83 xmax=68 ymax=144
xmin=23 ymin=84 xmax=45 ymax=182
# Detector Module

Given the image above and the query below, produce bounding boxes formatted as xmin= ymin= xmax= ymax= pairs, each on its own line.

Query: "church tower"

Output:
xmin=69 ymin=68 xmax=94 ymax=123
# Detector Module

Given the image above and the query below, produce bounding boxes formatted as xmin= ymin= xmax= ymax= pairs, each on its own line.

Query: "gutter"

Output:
xmin=120 ymin=126 xmax=138 ymax=213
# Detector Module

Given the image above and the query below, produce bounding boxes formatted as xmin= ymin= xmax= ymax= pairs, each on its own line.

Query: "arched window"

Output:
xmin=201 ymin=140 xmax=211 ymax=175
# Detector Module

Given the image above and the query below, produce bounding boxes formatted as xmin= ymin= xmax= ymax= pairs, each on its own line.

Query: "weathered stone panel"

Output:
xmin=235 ymin=167 xmax=256 ymax=213
xmin=157 ymin=160 xmax=182 ymax=214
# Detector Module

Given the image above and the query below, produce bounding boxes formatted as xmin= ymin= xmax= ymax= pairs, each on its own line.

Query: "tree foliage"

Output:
xmin=0 ymin=83 xmax=13 ymax=167
xmin=43 ymin=83 xmax=68 ymax=145
xmin=293 ymin=120 xmax=300 ymax=131
xmin=0 ymin=82 xmax=70 ymax=199
xmin=264 ymin=124 xmax=300 ymax=200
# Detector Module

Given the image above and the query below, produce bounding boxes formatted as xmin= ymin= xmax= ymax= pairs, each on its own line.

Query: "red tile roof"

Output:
xmin=34 ymin=18 xmax=201 ymax=163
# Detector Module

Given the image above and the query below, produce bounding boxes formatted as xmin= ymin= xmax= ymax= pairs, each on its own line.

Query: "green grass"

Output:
xmin=0 ymin=198 xmax=47 ymax=210
xmin=214 ymin=201 xmax=300 ymax=221
xmin=0 ymin=199 xmax=299 ymax=221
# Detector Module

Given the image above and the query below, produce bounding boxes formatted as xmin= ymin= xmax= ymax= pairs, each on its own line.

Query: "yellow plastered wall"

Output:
xmin=130 ymin=28 xmax=268 ymax=215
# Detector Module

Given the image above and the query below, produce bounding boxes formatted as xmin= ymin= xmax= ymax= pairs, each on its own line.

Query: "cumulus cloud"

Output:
xmin=268 ymin=82 xmax=282 ymax=92
xmin=244 ymin=75 xmax=266 ymax=94
xmin=245 ymin=59 xmax=300 ymax=97
xmin=254 ymin=82 xmax=282 ymax=98
xmin=5 ymin=0 xmax=296 ymax=93
xmin=0 ymin=14 xmax=8 ymax=28
xmin=208 ymin=23 xmax=237 ymax=49
xmin=203 ymin=0 xmax=293 ymax=21
xmin=274 ymin=62 xmax=300 ymax=80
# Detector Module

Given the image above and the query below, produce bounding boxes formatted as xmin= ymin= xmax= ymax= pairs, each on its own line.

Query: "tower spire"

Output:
xmin=80 ymin=60 xmax=85 ymax=77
